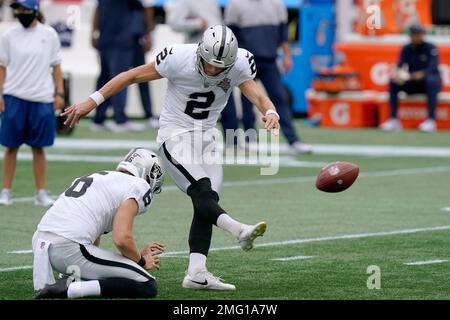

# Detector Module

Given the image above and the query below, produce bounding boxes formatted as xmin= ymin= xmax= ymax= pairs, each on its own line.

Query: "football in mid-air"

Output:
xmin=315 ymin=161 xmax=359 ymax=193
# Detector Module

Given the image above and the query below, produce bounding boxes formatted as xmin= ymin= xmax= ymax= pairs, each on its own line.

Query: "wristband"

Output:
xmin=137 ymin=256 xmax=146 ymax=268
xmin=265 ymin=109 xmax=280 ymax=119
xmin=89 ymin=91 xmax=105 ymax=106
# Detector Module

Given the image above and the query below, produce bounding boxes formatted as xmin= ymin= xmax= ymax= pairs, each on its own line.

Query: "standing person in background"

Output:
xmin=90 ymin=0 xmax=146 ymax=133
xmin=0 ymin=0 xmax=5 ymax=22
xmin=165 ymin=0 xmax=240 ymax=147
xmin=131 ymin=0 xmax=159 ymax=129
xmin=379 ymin=24 xmax=442 ymax=133
xmin=165 ymin=0 xmax=222 ymax=43
xmin=225 ymin=0 xmax=312 ymax=153
xmin=0 ymin=0 xmax=64 ymax=206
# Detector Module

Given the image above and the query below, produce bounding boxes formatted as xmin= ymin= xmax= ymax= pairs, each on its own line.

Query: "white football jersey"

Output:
xmin=155 ymin=44 xmax=256 ymax=146
xmin=38 ymin=171 xmax=152 ymax=245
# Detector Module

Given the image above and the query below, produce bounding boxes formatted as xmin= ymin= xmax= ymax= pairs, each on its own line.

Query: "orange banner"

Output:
xmin=355 ymin=0 xmax=432 ymax=36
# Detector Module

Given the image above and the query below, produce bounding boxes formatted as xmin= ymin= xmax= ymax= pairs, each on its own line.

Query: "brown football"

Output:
xmin=315 ymin=161 xmax=359 ymax=193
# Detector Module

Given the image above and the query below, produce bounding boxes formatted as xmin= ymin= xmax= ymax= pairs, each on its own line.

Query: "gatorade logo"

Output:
xmin=370 ymin=62 xmax=394 ymax=86
xmin=330 ymin=103 xmax=350 ymax=125
xmin=370 ymin=63 xmax=450 ymax=88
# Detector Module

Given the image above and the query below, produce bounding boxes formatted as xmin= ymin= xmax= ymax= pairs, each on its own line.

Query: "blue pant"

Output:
xmin=389 ymin=75 xmax=441 ymax=119
xmin=133 ymin=41 xmax=153 ymax=119
xmin=220 ymin=97 xmax=239 ymax=145
xmin=93 ymin=46 xmax=134 ymax=124
xmin=221 ymin=58 xmax=299 ymax=145
xmin=0 ymin=95 xmax=55 ymax=148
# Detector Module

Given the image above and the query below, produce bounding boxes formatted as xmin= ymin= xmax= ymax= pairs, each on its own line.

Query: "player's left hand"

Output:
xmin=54 ymin=96 xmax=65 ymax=111
xmin=141 ymin=35 xmax=152 ymax=53
xmin=141 ymin=242 xmax=165 ymax=256
xmin=282 ymin=55 xmax=293 ymax=73
xmin=61 ymin=100 xmax=97 ymax=128
xmin=262 ymin=113 xmax=280 ymax=136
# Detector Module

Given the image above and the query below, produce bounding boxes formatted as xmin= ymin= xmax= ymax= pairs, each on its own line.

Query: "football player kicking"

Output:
xmin=33 ymin=148 xmax=165 ymax=299
xmin=62 ymin=25 xmax=280 ymax=291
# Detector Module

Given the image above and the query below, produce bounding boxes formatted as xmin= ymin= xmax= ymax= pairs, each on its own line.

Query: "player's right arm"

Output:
xmin=112 ymin=198 xmax=161 ymax=270
xmin=0 ymin=66 xmax=5 ymax=112
xmin=0 ymin=33 xmax=7 ymax=113
xmin=62 ymin=62 xmax=163 ymax=128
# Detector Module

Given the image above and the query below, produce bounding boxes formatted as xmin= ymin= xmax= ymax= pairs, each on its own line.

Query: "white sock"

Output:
xmin=216 ymin=214 xmax=244 ymax=238
xmin=67 ymin=281 xmax=101 ymax=299
xmin=188 ymin=253 xmax=207 ymax=275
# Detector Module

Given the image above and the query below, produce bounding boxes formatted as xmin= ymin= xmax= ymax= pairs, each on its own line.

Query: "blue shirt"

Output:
xmin=398 ymin=42 xmax=440 ymax=78
xmin=97 ymin=0 xmax=144 ymax=49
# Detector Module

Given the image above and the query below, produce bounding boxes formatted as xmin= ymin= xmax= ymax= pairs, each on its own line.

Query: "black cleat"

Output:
xmin=35 ymin=276 xmax=74 ymax=299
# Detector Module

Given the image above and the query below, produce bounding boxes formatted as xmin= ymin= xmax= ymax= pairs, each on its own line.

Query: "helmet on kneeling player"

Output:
xmin=117 ymin=148 xmax=165 ymax=194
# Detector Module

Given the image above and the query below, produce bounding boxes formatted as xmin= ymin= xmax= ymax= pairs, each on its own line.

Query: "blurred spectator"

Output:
xmin=0 ymin=0 xmax=64 ymax=206
xmin=132 ymin=0 xmax=159 ymax=128
xmin=225 ymin=0 xmax=312 ymax=153
xmin=0 ymin=0 xmax=5 ymax=21
xmin=90 ymin=0 xmax=146 ymax=132
xmin=165 ymin=0 xmax=222 ymax=43
xmin=165 ymin=0 xmax=240 ymax=146
xmin=380 ymin=24 xmax=442 ymax=133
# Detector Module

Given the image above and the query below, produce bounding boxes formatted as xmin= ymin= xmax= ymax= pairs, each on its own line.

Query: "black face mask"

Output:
xmin=17 ymin=13 xmax=36 ymax=28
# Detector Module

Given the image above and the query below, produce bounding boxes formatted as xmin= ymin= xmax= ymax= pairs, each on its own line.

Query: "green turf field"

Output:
xmin=1 ymin=120 xmax=450 ymax=299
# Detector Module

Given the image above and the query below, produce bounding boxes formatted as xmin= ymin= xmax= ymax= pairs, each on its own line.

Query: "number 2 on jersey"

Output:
xmin=184 ymin=91 xmax=215 ymax=120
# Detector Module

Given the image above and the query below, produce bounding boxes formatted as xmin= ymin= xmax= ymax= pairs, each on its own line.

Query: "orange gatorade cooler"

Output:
xmin=307 ymin=90 xmax=378 ymax=128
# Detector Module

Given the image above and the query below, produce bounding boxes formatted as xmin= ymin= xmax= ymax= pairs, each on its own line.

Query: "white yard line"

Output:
xmin=165 ymin=225 xmax=450 ymax=255
xmin=271 ymin=256 xmax=314 ymax=261
xmin=35 ymin=138 xmax=450 ymax=157
xmin=7 ymin=250 xmax=33 ymax=254
xmin=3 ymin=152 xmax=325 ymax=169
xmin=9 ymin=165 xmax=450 ymax=204
xmin=0 ymin=266 xmax=33 ymax=272
xmin=4 ymin=225 xmax=450 ymax=272
xmin=441 ymin=207 xmax=450 ymax=212
xmin=404 ymin=259 xmax=450 ymax=266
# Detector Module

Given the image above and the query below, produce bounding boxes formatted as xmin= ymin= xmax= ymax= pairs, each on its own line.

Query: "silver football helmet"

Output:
xmin=196 ymin=25 xmax=238 ymax=86
xmin=117 ymin=148 xmax=164 ymax=194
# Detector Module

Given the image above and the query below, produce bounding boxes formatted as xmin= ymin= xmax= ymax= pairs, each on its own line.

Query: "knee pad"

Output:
xmin=139 ymin=280 xmax=157 ymax=298
xmin=187 ymin=178 xmax=223 ymax=224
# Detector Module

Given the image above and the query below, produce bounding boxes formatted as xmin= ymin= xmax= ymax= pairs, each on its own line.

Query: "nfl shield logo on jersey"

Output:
xmin=217 ymin=78 xmax=231 ymax=93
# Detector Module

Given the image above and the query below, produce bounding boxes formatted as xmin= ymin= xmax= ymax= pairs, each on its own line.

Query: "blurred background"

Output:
xmin=1 ymin=0 xmax=449 ymax=128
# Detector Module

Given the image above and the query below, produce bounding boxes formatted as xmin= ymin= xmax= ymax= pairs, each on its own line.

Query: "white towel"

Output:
xmin=33 ymin=239 xmax=56 ymax=291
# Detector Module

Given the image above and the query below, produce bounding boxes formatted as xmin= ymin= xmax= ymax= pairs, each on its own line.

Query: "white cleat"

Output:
xmin=89 ymin=122 xmax=108 ymax=132
xmin=182 ymin=270 xmax=236 ymax=291
xmin=35 ymin=190 xmax=54 ymax=207
xmin=289 ymin=142 xmax=313 ymax=154
xmin=418 ymin=119 xmax=437 ymax=133
xmin=0 ymin=189 xmax=12 ymax=206
xmin=147 ymin=117 xmax=160 ymax=129
xmin=379 ymin=118 xmax=403 ymax=132
xmin=239 ymin=221 xmax=267 ymax=251
xmin=105 ymin=121 xmax=146 ymax=133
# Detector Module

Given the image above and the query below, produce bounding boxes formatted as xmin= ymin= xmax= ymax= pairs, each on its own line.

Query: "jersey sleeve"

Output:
xmin=0 ymin=33 xmax=10 ymax=67
xmin=154 ymin=46 xmax=176 ymax=80
xmin=125 ymin=180 xmax=152 ymax=215
xmin=236 ymin=49 xmax=257 ymax=86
